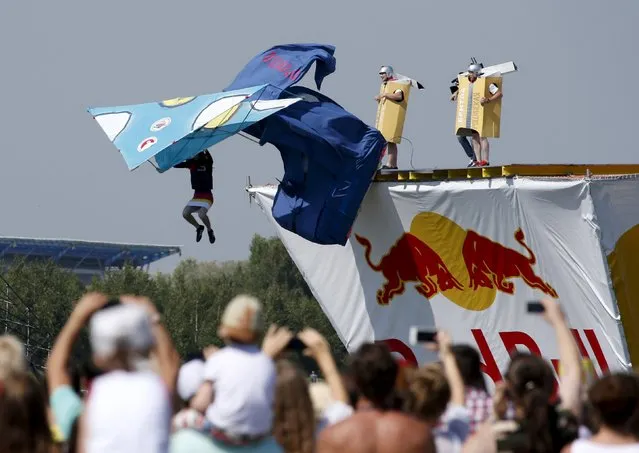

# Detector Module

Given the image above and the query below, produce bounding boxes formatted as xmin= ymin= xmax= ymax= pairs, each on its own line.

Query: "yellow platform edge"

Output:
xmin=373 ymin=164 xmax=639 ymax=182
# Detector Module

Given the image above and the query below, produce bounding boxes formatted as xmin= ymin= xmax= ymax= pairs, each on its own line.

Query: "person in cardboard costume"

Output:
xmin=471 ymin=63 xmax=502 ymax=166
xmin=375 ymin=66 xmax=405 ymax=169
xmin=452 ymin=62 xmax=504 ymax=167
xmin=375 ymin=66 xmax=423 ymax=169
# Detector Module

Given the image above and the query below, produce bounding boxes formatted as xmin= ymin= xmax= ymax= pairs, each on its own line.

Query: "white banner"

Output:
xmin=590 ymin=175 xmax=639 ymax=369
xmin=251 ymin=177 xmax=633 ymax=389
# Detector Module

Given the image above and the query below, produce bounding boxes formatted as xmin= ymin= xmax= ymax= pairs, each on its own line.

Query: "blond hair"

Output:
xmin=404 ymin=363 xmax=451 ymax=422
xmin=0 ymin=334 xmax=27 ymax=380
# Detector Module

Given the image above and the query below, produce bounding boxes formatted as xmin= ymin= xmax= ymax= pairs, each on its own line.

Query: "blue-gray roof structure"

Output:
xmin=0 ymin=236 xmax=181 ymax=283
xmin=0 ymin=237 xmax=181 ymax=369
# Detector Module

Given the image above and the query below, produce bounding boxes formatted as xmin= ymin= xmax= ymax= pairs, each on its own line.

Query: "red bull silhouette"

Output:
xmin=355 ymin=233 xmax=464 ymax=305
xmin=462 ymin=228 xmax=558 ymax=298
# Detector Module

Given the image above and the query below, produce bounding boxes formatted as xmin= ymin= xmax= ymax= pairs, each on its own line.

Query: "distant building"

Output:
xmin=0 ymin=236 xmax=181 ymax=285
xmin=0 ymin=236 xmax=181 ymax=369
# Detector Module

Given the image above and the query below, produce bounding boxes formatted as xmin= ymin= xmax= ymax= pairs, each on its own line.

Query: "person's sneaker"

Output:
xmin=207 ymin=229 xmax=216 ymax=244
xmin=468 ymin=160 xmax=478 ymax=167
xmin=196 ymin=226 xmax=204 ymax=242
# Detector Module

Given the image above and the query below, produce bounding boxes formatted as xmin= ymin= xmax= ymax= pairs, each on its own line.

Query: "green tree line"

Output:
xmin=0 ymin=235 xmax=348 ymax=370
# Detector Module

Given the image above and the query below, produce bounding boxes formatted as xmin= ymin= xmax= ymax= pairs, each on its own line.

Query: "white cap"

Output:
xmin=468 ymin=63 xmax=482 ymax=74
xmin=177 ymin=359 xmax=205 ymax=401
xmin=89 ymin=304 xmax=155 ymax=358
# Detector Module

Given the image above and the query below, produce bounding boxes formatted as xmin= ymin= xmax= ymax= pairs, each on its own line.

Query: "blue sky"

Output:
xmin=1 ymin=0 xmax=636 ymax=273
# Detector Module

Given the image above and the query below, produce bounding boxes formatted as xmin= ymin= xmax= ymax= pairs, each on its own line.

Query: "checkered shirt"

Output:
xmin=464 ymin=387 xmax=493 ymax=433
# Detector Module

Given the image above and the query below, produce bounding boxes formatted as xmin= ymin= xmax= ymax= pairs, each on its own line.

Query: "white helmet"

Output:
xmin=379 ymin=65 xmax=394 ymax=76
xmin=468 ymin=63 xmax=482 ymax=75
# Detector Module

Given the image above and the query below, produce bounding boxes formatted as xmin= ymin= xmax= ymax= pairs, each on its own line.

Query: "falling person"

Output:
xmin=174 ymin=149 xmax=216 ymax=244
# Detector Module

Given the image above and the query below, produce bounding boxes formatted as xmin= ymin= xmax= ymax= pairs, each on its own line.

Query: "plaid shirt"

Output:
xmin=464 ymin=387 xmax=493 ymax=434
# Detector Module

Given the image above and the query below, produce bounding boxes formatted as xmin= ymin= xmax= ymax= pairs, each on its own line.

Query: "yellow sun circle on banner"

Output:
xmin=203 ymin=103 xmax=242 ymax=129
xmin=161 ymin=97 xmax=196 ymax=108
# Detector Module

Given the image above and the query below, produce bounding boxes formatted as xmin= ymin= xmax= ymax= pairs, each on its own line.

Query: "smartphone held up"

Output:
xmin=527 ymin=301 xmax=545 ymax=313
xmin=409 ymin=326 xmax=438 ymax=346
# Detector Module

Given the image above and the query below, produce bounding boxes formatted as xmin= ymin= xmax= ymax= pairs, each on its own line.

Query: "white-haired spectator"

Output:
xmin=48 ymin=293 xmax=180 ymax=448
xmin=69 ymin=294 xmax=180 ymax=453
xmin=47 ymin=293 xmax=113 ymax=445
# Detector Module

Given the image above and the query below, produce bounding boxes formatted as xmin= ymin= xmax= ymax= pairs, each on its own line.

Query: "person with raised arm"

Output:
xmin=404 ymin=330 xmax=471 ymax=453
xmin=316 ymin=342 xmax=436 ymax=453
xmin=462 ymin=298 xmax=582 ymax=453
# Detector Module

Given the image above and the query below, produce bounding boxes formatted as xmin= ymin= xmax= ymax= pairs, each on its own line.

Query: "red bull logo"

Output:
xmin=355 ymin=212 xmax=558 ymax=310
xmin=463 ymin=228 xmax=557 ymax=297
xmin=355 ymin=233 xmax=463 ymax=306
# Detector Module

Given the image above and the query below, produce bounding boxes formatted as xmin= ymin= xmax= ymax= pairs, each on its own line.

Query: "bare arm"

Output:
xmin=486 ymin=91 xmax=503 ymax=102
xmin=120 ymin=296 xmax=181 ymax=397
xmin=46 ymin=312 xmax=84 ymax=392
xmin=482 ymin=84 xmax=503 ymax=104
xmin=462 ymin=423 xmax=498 ymax=453
xmin=75 ymin=411 xmax=87 ymax=453
xmin=541 ymin=298 xmax=582 ymax=416
xmin=494 ymin=91 xmax=503 ymax=101
xmin=383 ymin=89 xmax=404 ymax=102
xmin=298 ymin=328 xmax=348 ymax=404
xmin=261 ymin=324 xmax=294 ymax=359
xmin=150 ymin=317 xmax=181 ymax=396
xmin=46 ymin=293 xmax=109 ymax=393
xmin=434 ymin=331 xmax=465 ymax=406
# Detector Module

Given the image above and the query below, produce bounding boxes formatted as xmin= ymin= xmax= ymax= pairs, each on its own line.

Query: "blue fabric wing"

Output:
xmin=87 ymin=85 xmax=300 ymax=171
xmin=250 ymin=87 xmax=386 ymax=245
xmin=224 ymin=44 xmax=386 ymax=246
xmin=152 ymin=96 xmax=300 ymax=171
xmin=224 ymin=43 xmax=336 ymax=99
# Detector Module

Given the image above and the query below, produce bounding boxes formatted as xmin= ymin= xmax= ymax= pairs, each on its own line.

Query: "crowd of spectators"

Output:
xmin=1 ymin=293 xmax=638 ymax=453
